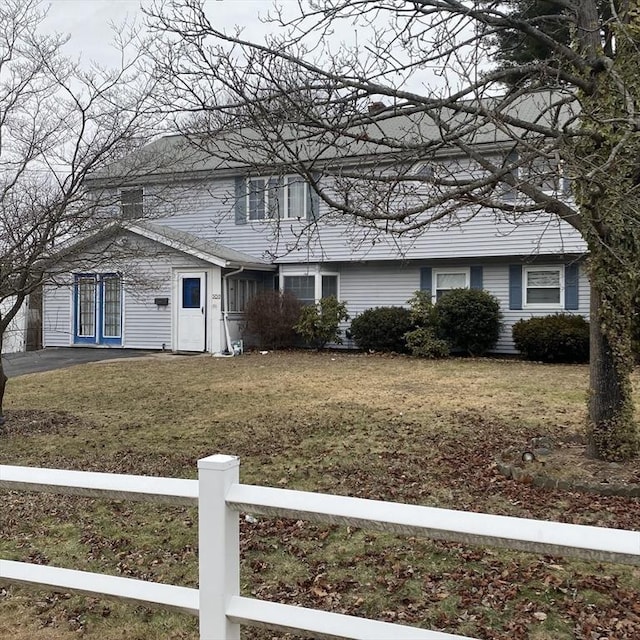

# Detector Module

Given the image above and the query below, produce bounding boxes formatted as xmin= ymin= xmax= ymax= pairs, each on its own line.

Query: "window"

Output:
xmin=283 ymin=273 xmax=339 ymax=305
xmin=228 ymin=279 xmax=258 ymax=312
xmin=523 ymin=157 xmax=562 ymax=194
xmin=283 ymin=275 xmax=316 ymax=305
xmin=524 ymin=266 xmax=563 ymax=307
xmin=77 ymin=276 xmax=97 ymax=337
xmin=433 ymin=268 xmax=469 ymax=301
xmin=102 ymin=275 xmax=122 ymax=338
xmin=248 ymin=178 xmax=268 ymax=220
xmin=182 ymin=277 xmax=201 ymax=308
xmin=121 ymin=189 xmax=143 ymax=219
xmin=321 ymin=275 xmax=338 ymax=298
xmin=246 ymin=176 xmax=309 ymax=221
xmin=501 ymin=152 xmax=565 ymax=196
xmin=74 ymin=273 xmax=122 ymax=345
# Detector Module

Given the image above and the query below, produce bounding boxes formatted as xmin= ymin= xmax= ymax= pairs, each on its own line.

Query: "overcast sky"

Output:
xmin=40 ymin=1 xmax=470 ymax=101
xmin=42 ymin=0 xmax=287 ymax=67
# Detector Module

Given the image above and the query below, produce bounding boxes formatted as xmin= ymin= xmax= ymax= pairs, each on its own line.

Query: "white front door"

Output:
xmin=177 ymin=272 xmax=206 ymax=351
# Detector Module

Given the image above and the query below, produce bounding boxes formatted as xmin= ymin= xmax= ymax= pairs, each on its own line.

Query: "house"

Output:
xmin=1 ymin=294 xmax=41 ymax=354
xmin=41 ymin=99 xmax=589 ymax=355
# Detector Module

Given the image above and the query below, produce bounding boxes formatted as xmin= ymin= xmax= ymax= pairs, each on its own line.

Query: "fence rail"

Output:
xmin=1 ymin=454 xmax=638 ymax=640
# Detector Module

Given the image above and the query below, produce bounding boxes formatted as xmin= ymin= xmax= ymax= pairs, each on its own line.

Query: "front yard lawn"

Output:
xmin=1 ymin=352 xmax=638 ymax=639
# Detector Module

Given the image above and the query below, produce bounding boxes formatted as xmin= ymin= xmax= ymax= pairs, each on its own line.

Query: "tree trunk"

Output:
xmin=587 ymin=279 xmax=639 ymax=461
xmin=0 ymin=356 xmax=6 ymax=429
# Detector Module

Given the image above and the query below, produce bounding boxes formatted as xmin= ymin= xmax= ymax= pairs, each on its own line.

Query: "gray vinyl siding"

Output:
xmin=340 ymin=263 xmax=418 ymax=313
xmin=123 ymin=244 xmax=215 ymax=350
xmin=43 ymin=235 xmax=215 ymax=351
xmin=122 ymin=260 xmax=172 ymax=350
xmin=43 ymin=281 xmax=73 ymax=347
xmin=122 ymin=250 xmax=218 ymax=350
xmin=497 ymin=262 xmax=590 ymax=353
xmin=152 ymin=177 xmax=588 ymax=264
xmin=332 ymin=259 xmax=589 ymax=354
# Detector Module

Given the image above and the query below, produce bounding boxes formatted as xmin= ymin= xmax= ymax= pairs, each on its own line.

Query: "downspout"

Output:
xmin=219 ymin=265 xmax=244 ymax=357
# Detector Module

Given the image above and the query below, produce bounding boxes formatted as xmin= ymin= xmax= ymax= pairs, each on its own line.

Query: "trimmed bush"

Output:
xmin=295 ymin=296 xmax=350 ymax=349
xmin=244 ymin=290 xmax=302 ymax=350
xmin=349 ymin=306 xmax=413 ymax=353
xmin=434 ymin=289 xmax=502 ymax=355
xmin=404 ymin=327 xmax=450 ymax=359
xmin=512 ymin=313 xmax=590 ymax=363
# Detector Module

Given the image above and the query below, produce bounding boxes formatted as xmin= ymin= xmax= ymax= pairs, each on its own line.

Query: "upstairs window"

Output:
xmin=236 ymin=175 xmax=316 ymax=223
xmin=121 ymin=189 xmax=143 ymax=219
xmin=500 ymin=151 xmax=567 ymax=197
xmin=247 ymin=176 xmax=309 ymax=220
xmin=523 ymin=157 xmax=563 ymax=194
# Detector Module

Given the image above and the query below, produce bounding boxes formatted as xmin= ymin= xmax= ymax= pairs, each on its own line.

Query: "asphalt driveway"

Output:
xmin=2 ymin=348 xmax=156 ymax=377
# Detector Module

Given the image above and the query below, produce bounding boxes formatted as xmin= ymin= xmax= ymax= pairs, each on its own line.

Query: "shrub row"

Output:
xmin=349 ymin=289 xmax=502 ymax=357
xmin=243 ymin=288 xmax=636 ymax=364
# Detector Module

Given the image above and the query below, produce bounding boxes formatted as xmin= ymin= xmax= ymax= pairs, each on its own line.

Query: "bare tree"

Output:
xmin=0 ymin=0 xmax=167 ymax=422
xmin=145 ymin=0 xmax=639 ymax=461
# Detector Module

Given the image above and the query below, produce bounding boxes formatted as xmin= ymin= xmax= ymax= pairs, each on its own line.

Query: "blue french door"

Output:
xmin=74 ymin=274 xmax=122 ymax=345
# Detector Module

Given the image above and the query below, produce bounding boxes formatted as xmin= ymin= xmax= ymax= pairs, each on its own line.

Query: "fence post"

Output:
xmin=198 ymin=454 xmax=241 ymax=640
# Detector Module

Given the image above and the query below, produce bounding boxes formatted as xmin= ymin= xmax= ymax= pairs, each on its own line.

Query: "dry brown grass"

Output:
xmin=1 ymin=352 xmax=638 ymax=639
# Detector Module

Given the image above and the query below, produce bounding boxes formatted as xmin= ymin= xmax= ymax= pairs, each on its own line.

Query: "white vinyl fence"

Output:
xmin=1 ymin=454 xmax=638 ymax=640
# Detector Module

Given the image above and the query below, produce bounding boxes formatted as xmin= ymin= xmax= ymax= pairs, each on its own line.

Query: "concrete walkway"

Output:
xmin=2 ymin=348 xmax=157 ymax=377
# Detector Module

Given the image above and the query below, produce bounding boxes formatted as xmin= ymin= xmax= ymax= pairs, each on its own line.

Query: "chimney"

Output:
xmin=367 ymin=101 xmax=386 ymax=115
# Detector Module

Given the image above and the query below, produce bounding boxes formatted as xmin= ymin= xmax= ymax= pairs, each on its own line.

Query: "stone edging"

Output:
xmin=496 ymin=460 xmax=640 ymax=498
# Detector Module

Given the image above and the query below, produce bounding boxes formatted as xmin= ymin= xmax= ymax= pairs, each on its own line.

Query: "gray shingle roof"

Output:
xmin=129 ymin=220 xmax=274 ymax=269
xmin=91 ymin=91 xmax=576 ymax=183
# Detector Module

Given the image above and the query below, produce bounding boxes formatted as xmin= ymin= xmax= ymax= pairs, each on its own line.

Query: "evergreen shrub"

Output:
xmin=348 ymin=306 xmax=413 ymax=353
xmin=434 ymin=289 xmax=502 ymax=355
xmin=295 ymin=296 xmax=350 ymax=349
xmin=404 ymin=327 xmax=450 ymax=359
xmin=512 ymin=313 xmax=590 ymax=363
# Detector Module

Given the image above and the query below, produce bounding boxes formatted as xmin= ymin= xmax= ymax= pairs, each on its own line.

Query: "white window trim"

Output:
xmin=432 ymin=267 xmax=470 ymax=302
xmin=246 ymin=175 xmax=308 ymax=221
xmin=281 ymin=270 xmax=340 ymax=304
xmin=283 ymin=176 xmax=308 ymax=220
xmin=523 ymin=265 xmax=564 ymax=309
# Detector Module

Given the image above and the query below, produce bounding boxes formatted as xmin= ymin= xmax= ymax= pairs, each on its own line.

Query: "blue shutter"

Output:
xmin=470 ymin=266 xmax=483 ymax=290
xmin=565 ymin=263 xmax=579 ymax=310
xmin=307 ymin=173 xmax=320 ymax=221
xmin=420 ymin=267 xmax=432 ymax=296
xmin=509 ymin=265 xmax=523 ymax=310
xmin=234 ymin=177 xmax=247 ymax=225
